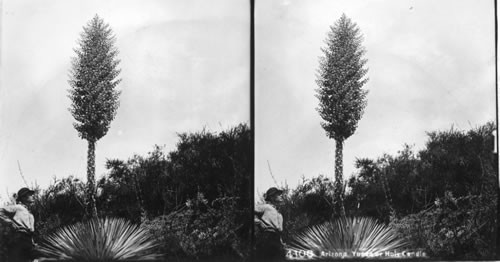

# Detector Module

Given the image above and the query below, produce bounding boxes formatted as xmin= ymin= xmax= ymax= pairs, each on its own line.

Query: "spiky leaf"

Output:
xmin=38 ymin=217 xmax=161 ymax=261
xmin=287 ymin=217 xmax=409 ymax=259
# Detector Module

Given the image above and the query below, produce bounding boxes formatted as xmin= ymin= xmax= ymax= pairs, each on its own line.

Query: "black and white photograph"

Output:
xmin=0 ymin=0 xmax=251 ymax=261
xmin=255 ymin=0 xmax=498 ymax=261
xmin=0 ymin=0 xmax=499 ymax=261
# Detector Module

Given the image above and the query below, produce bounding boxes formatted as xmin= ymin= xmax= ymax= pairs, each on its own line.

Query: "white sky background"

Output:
xmin=0 ymin=0 xmax=250 ymax=202
xmin=255 ymin=0 xmax=496 ymax=199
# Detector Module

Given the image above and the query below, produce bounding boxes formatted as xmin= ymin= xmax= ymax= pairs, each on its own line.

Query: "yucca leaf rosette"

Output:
xmin=287 ymin=217 xmax=409 ymax=260
xmin=38 ymin=217 xmax=161 ymax=261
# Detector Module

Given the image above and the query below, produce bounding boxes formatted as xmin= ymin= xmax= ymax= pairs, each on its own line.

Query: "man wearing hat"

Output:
xmin=0 ymin=187 xmax=37 ymax=261
xmin=254 ymin=187 xmax=285 ymax=261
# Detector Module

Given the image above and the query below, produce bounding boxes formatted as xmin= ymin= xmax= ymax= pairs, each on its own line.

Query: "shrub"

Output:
xmin=143 ymin=193 xmax=250 ymax=260
xmin=0 ymin=218 xmax=17 ymax=260
xmin=390 ymin=191 xmax=497 ymax=259
xmin=31 ymin=176 xmax=87 ymax=240
xmin=287 ymin=217 xmax=409 ymax=259
xmin=275 ymin=176 xmax=336 ymax=242
xmin=38 ymin=217 xmax=161 ymax=261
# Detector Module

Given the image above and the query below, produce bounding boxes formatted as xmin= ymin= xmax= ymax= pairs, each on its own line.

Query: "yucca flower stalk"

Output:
xmin=38 ymin=217 xmax=161 ymax=261
xmin=287 ymin=217 xmax=409 ymax=260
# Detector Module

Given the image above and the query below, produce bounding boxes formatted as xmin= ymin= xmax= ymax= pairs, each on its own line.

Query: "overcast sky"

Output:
xmin=0 ymin=0 xmax=249 ymax=202
xmin=255 ymin=0 xmax=496 ymax=198
xmin=0 ymin=0 xmax=496 ymax=204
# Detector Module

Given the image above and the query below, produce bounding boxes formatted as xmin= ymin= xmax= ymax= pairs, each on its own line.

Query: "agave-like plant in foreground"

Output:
xmin=38 ymin=217 xmax=161 ymax=261
xmin=287 ymin=217 xmax=409 ymax=259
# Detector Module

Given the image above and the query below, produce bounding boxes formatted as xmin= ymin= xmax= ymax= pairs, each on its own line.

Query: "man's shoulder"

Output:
xmin=255 ymin=203 xmax=276 ymax=212
xmin=1 ymin=204 xmax=24 ymax=212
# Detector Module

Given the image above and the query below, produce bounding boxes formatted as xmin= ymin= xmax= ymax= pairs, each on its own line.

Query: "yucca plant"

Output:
xmin=287 ymin=217 xmax=409 ymax=259
xmin=38 ymin=217 xmax=161 ymax=261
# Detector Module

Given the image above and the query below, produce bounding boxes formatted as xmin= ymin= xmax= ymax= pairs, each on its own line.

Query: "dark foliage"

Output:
xmin=346 ymin=122 xmax=496 ymax=221
xmin=31 ymin=176 xmax=87 ymax=241
xmin=144 ymin=193 xmax=250 ymax=260
xmin=278 ymin=122 xmax=497 ymax=259
xmin=96 ymin=124 xmax=252 ymax=260
xmin=274 ymin=175 xmax=336 ymax=243
xmin=29 ymin=123 xmax=251 ymax=260
xmin=388 ymin=123 xmax=497 ymax=259
xmin=390 ymin=190 xmax=496 ymax=259
xmin=96 ymin=124 xmax=251 ymax=222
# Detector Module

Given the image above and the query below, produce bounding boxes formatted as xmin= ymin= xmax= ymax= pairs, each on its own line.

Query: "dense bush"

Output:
xmin=390 ymin=190 xmax=496 ymax=259
xmin=0 ymin=216 xmax=17 ymax=260
xmin=273 ymin=175 xmax=336 ymax=242
xmin=28 ymin=123 xmax=251 ymax=260
xmin=278 ymin=122 xmax=497 ymax=259
xmin=388 ymin=124 xmax=496 ymax=259
xmin=31 ymin=176 xmax=87 ymax=240
xmin=98 ymin=124 xmax=252 ymax=260
xmin=346 ymin=122 xmax=496 ymax=219
xmin=97 ymin=123 xmax=251 ymax=222
xmin=143 ymin=193 xmax=250 ymax=260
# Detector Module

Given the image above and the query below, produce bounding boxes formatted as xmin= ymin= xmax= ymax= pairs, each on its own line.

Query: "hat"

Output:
xmin=17 ymin=187 xmax=35 ymax=199
xmin=265 ymin=187 xmax=283 ymax=201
